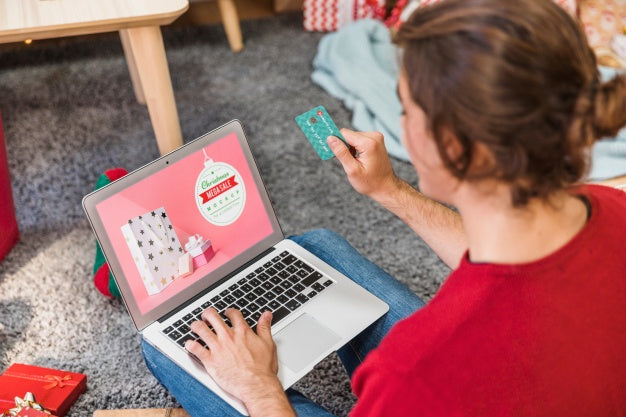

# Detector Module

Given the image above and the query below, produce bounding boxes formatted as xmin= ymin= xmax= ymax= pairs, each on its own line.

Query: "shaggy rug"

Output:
xmin=0 ymin=14 xmax=449 ymax=416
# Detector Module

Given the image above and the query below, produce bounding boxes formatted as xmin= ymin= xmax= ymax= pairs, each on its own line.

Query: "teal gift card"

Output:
xmin=295 ymin=106 xmax=349 ymax=160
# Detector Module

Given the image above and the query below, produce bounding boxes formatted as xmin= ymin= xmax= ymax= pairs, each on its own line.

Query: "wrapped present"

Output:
xmin=183 ymin=234 xmax=215 ymax=269
xmin=178 ymin=252 xmax=194 ymax=278
xmin=0 ymin=365 xmax=86 ymax=417
xmin=14 ymin=407 xmax=55 ymax=417
xmin=120 ymin=207 xmax=184 ymax=295
xmin=580 ymin=0 xmax=626 ymax=68
xmin=0 ymin=392 xmax=53 ymax=417
xmin=303 ymin=0 xmax=384 ymax=32
xmin=398 ymin=0 xmax=578 ymax=29
xmin=611 ymin=34 xmax=626 ymax=61
xmin=92 ymin=409 xmax=189 ymax=417
xmin=414 ymin=0 xmax=577 ymax=15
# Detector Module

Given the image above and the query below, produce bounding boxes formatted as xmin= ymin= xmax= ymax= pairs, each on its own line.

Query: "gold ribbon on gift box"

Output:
xmin=1 ymin=392 xmax=50 ymax=416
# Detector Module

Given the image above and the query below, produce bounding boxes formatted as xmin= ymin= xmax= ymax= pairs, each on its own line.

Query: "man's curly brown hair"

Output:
xmin=394 ymin=0 xmax=626 ymax=206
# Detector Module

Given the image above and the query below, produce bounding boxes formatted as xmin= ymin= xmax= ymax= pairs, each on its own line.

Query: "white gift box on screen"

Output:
xmin=120 ymin=207 xmax=184 ymax=295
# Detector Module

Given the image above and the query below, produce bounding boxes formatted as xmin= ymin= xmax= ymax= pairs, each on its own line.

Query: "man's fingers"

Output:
xmin=328 ymin=136 xmax=360 ymax=173
xmin=359 ymin=131 xmax=385 ymax=141
xmin=185 ymin=338 xmax=211 ymax=362
xmin=202 ymin=307 xmax=229 ymax=335
xmin=190 ymin=319 xmax=217 ymax=347
xmin=255 ymin=311 xmax=273 ymax=342
xmin=224 ymin=307 xmax=247 ymax=329
xmin=338 ymin=128 xmax=359 ymax=146
xmin=340 ymin=128 xmax=382 ymax=145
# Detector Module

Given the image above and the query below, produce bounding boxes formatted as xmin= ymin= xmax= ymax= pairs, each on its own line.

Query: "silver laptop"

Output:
xmin=82 ymin=120 xmax=388 ymax=415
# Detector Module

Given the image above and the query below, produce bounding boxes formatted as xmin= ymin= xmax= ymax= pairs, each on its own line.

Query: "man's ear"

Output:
xmin=440 ymin=128 xmax=494 ymax=176
xmin=439 ymin=128 xmax=469 ymax=175
xmin=470 ymin=142 xmax=496 ymax=174
xmin=440 ymin=128 xmax=464 ymax=165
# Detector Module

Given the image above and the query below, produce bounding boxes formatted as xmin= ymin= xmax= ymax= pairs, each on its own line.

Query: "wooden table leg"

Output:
xmin=217 ymin=0 xmax=243 ymax=52
xmin=120 ymin=26 xmax=183 ymax=155
xmin=119 ymin=30 xmax=146 ymax=105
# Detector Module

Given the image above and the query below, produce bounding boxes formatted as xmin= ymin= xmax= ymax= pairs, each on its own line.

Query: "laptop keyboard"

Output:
xmin=161 ymin=250 xmax=334 ymax=349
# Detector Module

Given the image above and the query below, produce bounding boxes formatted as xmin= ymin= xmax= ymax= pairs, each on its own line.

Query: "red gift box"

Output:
xmin=0 ymin=111 xmax=20 ymax=264
xmin=0 ymin=364 xmax=86 ymax=416
xmin=15 ymin=406 xmax=57 ymax=417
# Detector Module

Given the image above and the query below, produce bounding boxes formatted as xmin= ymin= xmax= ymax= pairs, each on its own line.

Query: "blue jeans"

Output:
xmin=142 ymin=229 xmax=425 ymax=416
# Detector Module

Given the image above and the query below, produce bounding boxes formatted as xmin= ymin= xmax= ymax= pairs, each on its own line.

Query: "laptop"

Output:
xmin=82 ymin=120 xmax=389 ymax=415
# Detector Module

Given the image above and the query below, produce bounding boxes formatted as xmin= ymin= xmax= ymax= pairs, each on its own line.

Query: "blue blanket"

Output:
xmin=312 ymin=19 xmax=626 ymax=180
xmin=590 ymin=66 xmax=626 ymax=180
xmin=312 ymin=19 xmax=407 ymax=161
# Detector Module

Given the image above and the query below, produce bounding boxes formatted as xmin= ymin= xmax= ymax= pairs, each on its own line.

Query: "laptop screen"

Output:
xmin=84 ymin=121 xmax=284 ymax=330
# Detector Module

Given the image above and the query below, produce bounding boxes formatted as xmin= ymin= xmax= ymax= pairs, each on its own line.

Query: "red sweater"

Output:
xmin=351 ymin=185 xmax=626 ymax=416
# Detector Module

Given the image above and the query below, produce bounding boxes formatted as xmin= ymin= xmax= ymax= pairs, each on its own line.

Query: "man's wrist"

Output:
xmin=242 ymin=377 xmax=295 ymax=417
xmin=369 ymin=176 xmax=416 ymax=207
xmin=367 ymin=174 xmax=399 ymax=200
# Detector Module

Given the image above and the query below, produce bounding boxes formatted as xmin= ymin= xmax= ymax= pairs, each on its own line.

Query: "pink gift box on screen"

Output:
xmin=184 ymin=234 xmax=215 ymax=268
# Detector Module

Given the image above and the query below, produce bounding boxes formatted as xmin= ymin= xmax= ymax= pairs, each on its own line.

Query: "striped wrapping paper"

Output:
xmin=303 ymin=0 xmax=384 ymax=31
xmin=304 ymin=0 xmax=578 ymax=32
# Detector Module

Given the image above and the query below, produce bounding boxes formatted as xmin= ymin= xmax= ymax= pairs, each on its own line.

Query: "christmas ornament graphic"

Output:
xmin=195 ymin=149 xmax=246 ymax=226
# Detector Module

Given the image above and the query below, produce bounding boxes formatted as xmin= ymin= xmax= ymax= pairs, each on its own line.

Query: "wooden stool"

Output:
xmin=0 ymin=0 xmax=189 ymax=156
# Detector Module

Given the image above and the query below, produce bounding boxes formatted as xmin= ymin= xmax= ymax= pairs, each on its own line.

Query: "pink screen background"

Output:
xmin=96 ymin=132 xmax=274 ymax=314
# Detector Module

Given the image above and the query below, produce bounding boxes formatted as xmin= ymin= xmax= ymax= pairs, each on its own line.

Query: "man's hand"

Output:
xmin=328 ymin=128 xmax=468 ymax=269
xmin=185 ymin=308 xmax=295 ymax=416
xmin=328 ymin=129 xmax=402 ymax=200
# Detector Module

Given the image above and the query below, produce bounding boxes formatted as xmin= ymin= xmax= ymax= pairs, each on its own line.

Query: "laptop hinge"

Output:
xmin=157 ymin=246 xmax=277 ymax=323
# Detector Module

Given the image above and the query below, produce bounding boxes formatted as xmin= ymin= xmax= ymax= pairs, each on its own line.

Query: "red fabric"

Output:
xmin=94 ymin=263 xmax=113 ymax=298
xmin=0 ymin=112 xmax=19 ymax=263
xmin=351 ymin=185 xmax=626 ymax=417
xmin=104 ymin=167 xmax=128 ymax=182
xmin=0 ymin=364 xmax=86 ymax=416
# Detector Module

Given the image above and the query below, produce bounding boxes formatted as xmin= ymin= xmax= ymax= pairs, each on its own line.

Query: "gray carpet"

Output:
xmin=0 ymin=14 xmax=449 ymax=416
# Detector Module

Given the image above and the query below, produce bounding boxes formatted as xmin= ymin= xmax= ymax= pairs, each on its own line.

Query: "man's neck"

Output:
xmin=455 ymin=185 xmax=589 ymax=265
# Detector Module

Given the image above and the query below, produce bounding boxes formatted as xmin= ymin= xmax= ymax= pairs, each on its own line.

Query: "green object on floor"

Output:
xmin=92 ymin=168 xmax=127 ymax=298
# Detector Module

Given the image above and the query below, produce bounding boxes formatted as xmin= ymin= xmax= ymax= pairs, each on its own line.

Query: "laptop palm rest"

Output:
xmin=275 ymin=313 xmax=341 ymax=373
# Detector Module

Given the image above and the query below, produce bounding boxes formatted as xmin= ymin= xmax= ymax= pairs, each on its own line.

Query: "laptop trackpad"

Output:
xmin=275 ymin=313 xmax=341 ymax=373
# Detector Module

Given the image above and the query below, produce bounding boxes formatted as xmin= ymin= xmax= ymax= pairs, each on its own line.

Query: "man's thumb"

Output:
xmin=256 ymin=311 xmax=273 ymax=340
xmin=328 ymin=136 xmax=354 ymax=165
